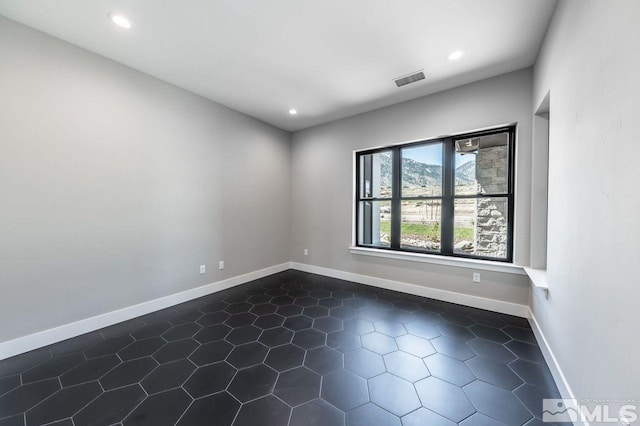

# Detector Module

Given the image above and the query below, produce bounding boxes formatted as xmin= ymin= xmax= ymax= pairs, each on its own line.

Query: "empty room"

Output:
xmin=0 ymin=0 xmax=638 ymax=425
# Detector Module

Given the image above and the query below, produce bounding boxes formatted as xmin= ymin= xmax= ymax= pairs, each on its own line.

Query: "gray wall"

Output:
xmin=532 ymin=0 xmax=639 ymax=401
xmin=290 ymin=69 xmax=534 ymax=306
xmin=0 ymin=17 xmax=291 ymax=343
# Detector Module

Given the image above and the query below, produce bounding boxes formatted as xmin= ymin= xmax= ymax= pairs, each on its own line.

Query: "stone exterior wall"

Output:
xmin=474 ymin=146 xmax=508 ymax=257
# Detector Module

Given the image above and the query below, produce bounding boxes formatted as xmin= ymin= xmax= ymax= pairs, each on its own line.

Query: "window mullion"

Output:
xmin=441 ymin=139 xmax=454 ymax=255
xmin=390 ymin=147 xmax=401 ymax=249
xmin=506 ymin=127 xmax=516 ymax=262
xmin=358 ymin=155 xmax=369 ymax=244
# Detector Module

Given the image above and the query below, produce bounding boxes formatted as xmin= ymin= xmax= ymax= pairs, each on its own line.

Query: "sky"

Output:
xmin=402 ymin=144 xmax=475 ymax=167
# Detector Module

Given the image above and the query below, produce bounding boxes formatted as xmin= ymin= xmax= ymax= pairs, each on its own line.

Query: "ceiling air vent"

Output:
xmin=394 ymin=70 xmax=425 ymax=87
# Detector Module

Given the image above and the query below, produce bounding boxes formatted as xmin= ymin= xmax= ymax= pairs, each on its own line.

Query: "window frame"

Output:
xmin=355 ymin=125 xmax=516 ymax=263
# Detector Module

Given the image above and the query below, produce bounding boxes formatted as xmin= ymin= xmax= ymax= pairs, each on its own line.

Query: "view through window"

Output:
xmin=356 ymin=127 xmax=515 ymax=261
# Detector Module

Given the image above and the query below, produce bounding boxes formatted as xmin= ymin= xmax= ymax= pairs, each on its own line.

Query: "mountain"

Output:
xmin=378 ymin=154 xmax=475 ymax=188
xmin=455 ymin=160 xmax=475 ymax=185
xmin=401 ymin=157 xmax=442 ymax=187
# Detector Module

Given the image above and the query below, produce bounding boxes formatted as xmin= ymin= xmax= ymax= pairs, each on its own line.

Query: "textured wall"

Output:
xmin=476 ymin=145 xmax=509 ymax=257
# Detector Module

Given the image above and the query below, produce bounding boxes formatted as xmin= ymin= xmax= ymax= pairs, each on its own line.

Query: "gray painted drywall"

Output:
xmin=0 ymin=17 xmax=291 ymax=343
xmin=532 ymin=0 xmax=639 ymax=401
xmin=290 ymin=69 xmax=534 ymax=306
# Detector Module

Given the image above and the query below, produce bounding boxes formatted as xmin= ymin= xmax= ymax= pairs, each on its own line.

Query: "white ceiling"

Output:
xmin=0 ymin=0 xmax=557 ymax=132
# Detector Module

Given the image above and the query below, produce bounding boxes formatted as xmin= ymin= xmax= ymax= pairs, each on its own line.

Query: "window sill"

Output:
xmin=523 ymin=267 xmax=549 ymax=297
xmin=349 ymin=246 xmax=526 ymax=275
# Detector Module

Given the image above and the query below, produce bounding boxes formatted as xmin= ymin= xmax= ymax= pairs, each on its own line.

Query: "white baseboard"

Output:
xmin=288 ymin=263 xmax=578 ymax=424
xmin=529 ymin=310 xmax=588 ymax=425
xmin=0 ymin=261 xmax=534 ymax=361
xmin=528 ymin=309 xmax=576 ymax=402
xmin=289 ymin=262 xmax=530 ymax=318
xmin=0 ymin=263 xmax=290 ymax=361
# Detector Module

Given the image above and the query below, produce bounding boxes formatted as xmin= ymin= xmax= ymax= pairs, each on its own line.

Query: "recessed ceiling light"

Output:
xmin=447 ymin=50 xmax=465 ymax=61
xmin=108 ymin=13 xmax=132 ymax=29
xmin=289 ymin=109 xmax=298 ymax=115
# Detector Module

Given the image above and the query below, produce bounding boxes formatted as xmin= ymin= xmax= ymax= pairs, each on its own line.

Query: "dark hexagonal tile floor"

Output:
xmin=264 ymin=344 xmax=305 ymax=372
xmin=383 ymin=350 xmax=430 ymax=382
xmin=226 ymin=342 xmax=269 ymax=369
xmin=183 ymin=361 xmax=236 ymax=398
xmin=425 ymin=353 xmax=476 ymax=387
xmin=292 ymin=328 xmax=325 ymax=350
xmin=368 ymin=372 xmax=421 ymax=416
xmin=228 ymin=364 xmax=278 ymax=402
xmin=344 ymin=347 xmax=385 ymax=379
xmin=321 ymin=369 xmax=369 ymax=411
xmin=290 ymin=398 xmax=344 ymax=426
xmin=304 ymin=346 xmax=343 ymax=375
xmin=176 ymin=391 xmax=239 ymax=426
xmin=0 ymin=270 xmax=562 ymax=425
xmin=346 ymin=402 xmax=401 ymax=426
xmin=273 ymin=367 xmax=320 ymax=406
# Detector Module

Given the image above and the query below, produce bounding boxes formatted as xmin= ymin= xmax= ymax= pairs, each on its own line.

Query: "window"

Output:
xmin=356 ymin=126 xmax=515 ymax=262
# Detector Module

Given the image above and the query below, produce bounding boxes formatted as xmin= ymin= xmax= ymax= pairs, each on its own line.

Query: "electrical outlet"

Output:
xmin=304 ymin=249 xmax=308 ymax=256
xmin=199 ymin=265 xmax=206 ymax=274
xmin=472 ymin=272 xmax=481 ymax=283
xmin=219 ymin=261 xmax=224 ymax=270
